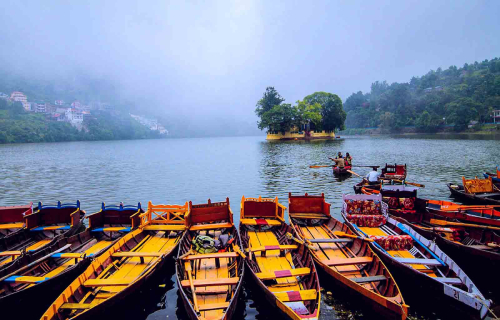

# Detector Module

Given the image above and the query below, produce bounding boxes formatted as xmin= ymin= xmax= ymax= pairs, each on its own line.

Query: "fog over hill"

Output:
xmin=0 ymin=1 xmax=499 ymax=137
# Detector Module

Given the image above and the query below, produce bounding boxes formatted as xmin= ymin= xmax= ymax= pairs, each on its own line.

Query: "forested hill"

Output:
xmin=344 ymin=57 xmax=500 ymax=131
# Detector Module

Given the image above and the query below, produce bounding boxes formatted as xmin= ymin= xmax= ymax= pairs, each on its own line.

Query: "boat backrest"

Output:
xmin=382 ymin=164 xmax=406 ymax=176
xmin=288 ymin=192 xmax=331 ymax=216
xmin=0 ymin=203 xmax=32 ymax=224
xmin=240 ymin=196 xmax=285 ymax=220
xmin=342 ymin=194 xmax=388 ymax=216
xmin=462 ymin=176 xmax=493 ymax=193
xmin=137 ymin=201 xmax=189 ymax=229
xmin=380 ymin=188 xmax=426 ymax=212
xmin=187 ymin=198 xmax=233 ymax=226
xmin=26 ymin=201 xmax=82 ymax=229
xmin=88 ymin=202 xmax=143 ymax=230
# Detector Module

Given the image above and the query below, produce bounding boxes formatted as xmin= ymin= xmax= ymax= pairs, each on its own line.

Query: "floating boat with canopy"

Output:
xmin=0 ymin=201 xmax=84 ymax=270
xmin=239 ymin=195 xmax=321 ymax=320
xmin=176 ymin=198 xmax=244 ymax=320
xmin=40 ymin=201 xmax=187 ymax=320
xmin=288 ymin=192 xmax=408 ymax=320
xmin=341 ymin=193 xmax=492 ymax=319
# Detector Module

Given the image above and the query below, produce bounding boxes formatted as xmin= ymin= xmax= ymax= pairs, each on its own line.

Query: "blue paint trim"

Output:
xmin=37 ymin=200 xmax=80 ymax=210
xmin=352 ymin=224 xmax=388 ymax=254
xmin=101 ymin=202 xmax=142 ymax=212
xmin=31 ymin=225 xmax=71 ymax=231
xmin=91 ymin=227 xmax=131 ymax=233
xmin=396 ymin=222 xmax=446 ymax=266
xmin=51 ymin=253 xmax=65 ymax=258
xmin=4 ymin=276 xmax=49 ymax=283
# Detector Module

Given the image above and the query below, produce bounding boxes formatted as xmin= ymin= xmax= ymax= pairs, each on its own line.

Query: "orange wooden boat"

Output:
xmin=0 ymin=202 xmax=142 ymax=319
xmin=427 ymin=199 xmax=500 ymax=227
xmin=176 ymin=198 xmax=244 ymax=320
xmin=239 ymin=196 xmax=321 ymax=320
xmin=40 ymin=201 xmax=187 ymax=320
xmin=288 ymin=192 xmax=408 ymax=320
xmin=0 ymin=201 xmax=84 ymax=270
xmin=0 ymin=203 xmax=32 ymax=238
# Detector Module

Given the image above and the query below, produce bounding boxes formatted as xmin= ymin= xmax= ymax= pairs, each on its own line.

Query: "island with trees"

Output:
xmin=255 ymin=87 xmax=346 ymax=140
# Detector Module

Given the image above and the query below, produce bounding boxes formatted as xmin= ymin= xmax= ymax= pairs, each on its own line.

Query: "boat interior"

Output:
xmin=239 ymin=196 xmax=320 ymax=319
xmin=0 ymin=203 xmax=32 ymax=238
xmin=177 ymin=198 xmax=243 ymax=320
xmin=40 ymin=201 xmax=186 ymax=320
xmin=0 ymin=201 xmax=84 ymax=268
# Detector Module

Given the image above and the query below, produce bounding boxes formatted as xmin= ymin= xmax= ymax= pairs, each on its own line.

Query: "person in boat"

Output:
xmin=345 ymin=152 xmax=352 ymax=167
xmin=365 ymin=167 xmax=381 ymax=185
xmin=329 ymin=153 xmax=345 ymax=168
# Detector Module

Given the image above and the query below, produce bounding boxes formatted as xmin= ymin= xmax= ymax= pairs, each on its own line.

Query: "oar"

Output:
xmin=332 ymin=231 xmax=374 ymax=242
xmin=310 ymin=165 xmax=332 ymax=168
xmin=347 ymin=170 xmax=362 ymax=177
xmin=487 ymin=242 xmax=500 ymax=249
xmin=430 ymin=219 xmax=500 ymax=231
xmin=286 ymin=232 xmax=314 ymax=249
xmin=352 ymin=165 xmax=380 ymax=168
xmin=439 ymin=204 xmax=500 ymax=211
xmin=393 ymin=179 xmax=425 ymax=188
xmin=184 ymin=261 xmax=199 ymax=313
xmin=232 ymin=244 xmax=247 ymax=259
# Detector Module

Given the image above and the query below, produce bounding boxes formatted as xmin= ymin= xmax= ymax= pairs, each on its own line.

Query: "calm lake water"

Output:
xmin=1 ymin=135 xmax=499 ymax=319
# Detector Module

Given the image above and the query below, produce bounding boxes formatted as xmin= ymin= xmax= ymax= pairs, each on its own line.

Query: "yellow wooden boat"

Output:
xmin=40 ymin=201 xmax=188 ymax=320
xmin=0 ymin=201 xmax=84 ymax=269
xmin=288 ymin=192 xmax=408 ymax=320
xmin=239 ymin=196 xmax=321 ymax=320
xmin=176 ymin=198 xmax=244 ymax=320
xmin=0 ymin=202 xmax=142 ymax=319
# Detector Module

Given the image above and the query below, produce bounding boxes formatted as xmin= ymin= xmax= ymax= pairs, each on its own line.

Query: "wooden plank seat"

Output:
xmin=0 ymin=251 xmax=21 ymax=257
xmin=4 ymin=275 xmax=49 ymax=284
xmin=112 ymin=252 xmax=163 ymax=258
xmin=256 ymin=267 xmax=310 ymax=280
xmin=142 ymin=225 xmax=185 ymax=231
xmin=0 ymin=223 xmax=24 ymax=230
xmin=290 ymin=213 xmax=329 ymax=220
xmin=274 ymin=289 xmax=317 ymax=302
xmin=59 ymin=303 xmax=96 ymax=310
xmin=395 ymin=258 xmax=441 ymax=266
xmin=83 ymin=278 xmax=134 ymax=287
xmin=180 ymin=277 xmax=239 ymax=288
xmin=197 ymin=302 xmax=230 ymax=311
xmin=183 ymin=252 xmax=238 ymax=260
xmin=247 ymin=245 xmax=297 ymax=252
xmin=240 ymin=218 xmax=281 ymax=226
xmin=434 ymin=277 xmax=463 ymax=285
xmin=307 ymin=238 xmax=353 ymax=244
xmin=189 ymin=222 xmax=233 ymax=231
xmin=350 ymin=275 xmax=387 ymax=283
xmin=91 ymin=227 xmax=131 ymax=232
xmin=195 ymin=288 xmax=228 ymax=294
xmin=31 ymin=225 xmax=71 ymax=231
xmin=51 ymin=253 xmax=84 ymax=261
xmin=322 ymin=256 xmax=373 ymax=267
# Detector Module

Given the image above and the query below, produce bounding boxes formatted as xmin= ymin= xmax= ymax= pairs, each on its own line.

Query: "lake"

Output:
xmin=1 ymin=135 xmax=499 ymax=319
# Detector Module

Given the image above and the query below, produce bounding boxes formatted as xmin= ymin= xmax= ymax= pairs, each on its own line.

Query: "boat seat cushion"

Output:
xmin=370 ymin=235 xmax=413 ymax=250
xmin=256 ymin=268 xmax=310 ymax=280
xmin=345 ymin=200 xmax=381 ymax=215
xmin=240 ymin=218 xmax=281 ymax=226
xmin=274 ymin=289 xmax=317 ymax=302
xmin=346 ymin=214 xmax=386 ymax=227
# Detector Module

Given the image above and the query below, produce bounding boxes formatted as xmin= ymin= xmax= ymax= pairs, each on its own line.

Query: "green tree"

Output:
xmin=255 ymin=87 xmax=285 ymax=119
xmin=304 ymin=92 xmax=346 ymax=131
xmin=294 ymin=100 xmax=322 ymax=130
xmin=259 ymin=103 xmax=295 ymax=134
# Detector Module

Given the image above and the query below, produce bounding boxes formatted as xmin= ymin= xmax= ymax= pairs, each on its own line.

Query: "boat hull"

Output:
xmin=448 ymin=183 xmax=500 ymax=205
xmin=333 ymin=166 xmax=352 ymax=176
xmin=484 ymin=172 xmax=500 ymax=184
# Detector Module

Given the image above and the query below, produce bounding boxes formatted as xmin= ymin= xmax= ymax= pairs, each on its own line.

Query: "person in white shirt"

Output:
xmin=366 ymin=168 xmax=381 ymax=185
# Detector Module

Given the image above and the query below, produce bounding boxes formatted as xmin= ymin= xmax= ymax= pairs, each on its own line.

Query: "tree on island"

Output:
xmin=255 ymin=88 xmax=346 ymax=134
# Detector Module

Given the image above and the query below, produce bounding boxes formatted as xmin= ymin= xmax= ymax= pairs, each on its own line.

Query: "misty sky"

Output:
xmin=1 ymin=0 xmax=499 ymax=121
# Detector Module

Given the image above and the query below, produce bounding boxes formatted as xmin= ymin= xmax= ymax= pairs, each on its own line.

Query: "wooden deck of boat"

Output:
xmin=300 ymin=225 xmax=380 ymax=290
xmin=359 ymin=227 xmax=436 ymax=276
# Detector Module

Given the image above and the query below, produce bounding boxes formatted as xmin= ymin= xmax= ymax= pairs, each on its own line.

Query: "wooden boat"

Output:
xmin=380 ymin=164 xmax=407 ymax=181
xmin=239 ymin=196 xmax=321 ymax=320
xmin=354 ymin=180 xmax=382 ymax=194
xmin=0 ymin=202 xmax=143 ymax=319
xmin=379 ymin=186 xmax=500 ymax=300
xmin=448 ymin=177 xmax=500 ymax=205
xmin=0 ymin=203 xmax=32 ymax=238
xmin=427 ymin=199 xmax=500 ymax=227
xmin=40 ymin=201 xmax=187 ymax=320
xmin=176 ymin=198 xmax=244 ymax=320
xmin=333 ymin=165 xmax=352 ymax=177
xmin=288 ymin=192 xmax=408 ymax=320
xmin=341 ymin=194 xmax=492 ymax=319
xmin=483 ymin=166 xmax=500 ymax=183
xmin=0 ymin=201 xmax=84 ymax=270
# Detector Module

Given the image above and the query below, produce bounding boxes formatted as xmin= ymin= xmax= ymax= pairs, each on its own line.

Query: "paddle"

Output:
xmin=393 ymin=179 xmax=425 ymax=188
xmin=286 ymin=232 xmax=314 ymax=249
xmin=184 ymin=261 xmax=199 ymax=313
xmin=347 ymin=170 xmax=362 ymax=177
xmin=429 ymin=219 xmax=500 ymax=231
xmin=310 ymin=165 xmax=332 ymax=168
xmin=232 ymin=244 xmax=247 ymax=259
xmin=352 ymin=165 xmax=380 ymax=169
xmin=332 ymin=231 xmax=374 ymax=242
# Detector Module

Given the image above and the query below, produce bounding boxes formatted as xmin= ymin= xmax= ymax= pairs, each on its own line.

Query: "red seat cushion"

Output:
xmin=370 ymin=235 xmax=413 ymax=250
xmin=346 ymin=214 xmax=386 ymax=227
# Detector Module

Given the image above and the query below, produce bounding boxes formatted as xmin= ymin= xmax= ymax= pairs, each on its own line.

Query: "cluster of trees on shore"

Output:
xmin=0 ymin=99 xmax=162 ymax=144
xmin=255 ymin=87 xmax=346 ymax=134
xmin=344 ymin=57 xmax=500 ymax=132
